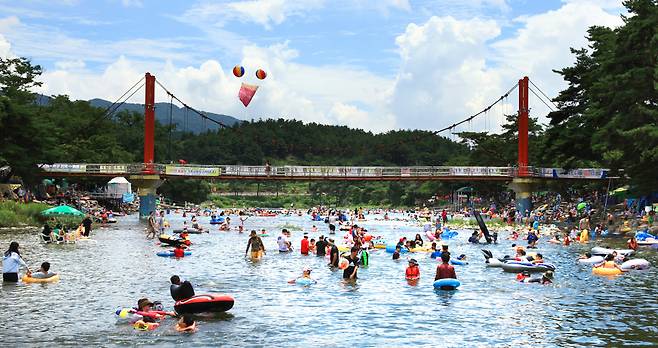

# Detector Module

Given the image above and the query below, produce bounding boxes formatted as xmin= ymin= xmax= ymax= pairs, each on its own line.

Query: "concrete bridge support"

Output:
xmin=129 ymin=175 xmax=162 ymax=219
xmin=509 ymin=177 xmax=540 ymax=216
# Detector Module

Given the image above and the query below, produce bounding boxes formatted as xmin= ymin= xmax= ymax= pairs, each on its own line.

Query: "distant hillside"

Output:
xmin=88 ymin=99 xmax=242 ymax=133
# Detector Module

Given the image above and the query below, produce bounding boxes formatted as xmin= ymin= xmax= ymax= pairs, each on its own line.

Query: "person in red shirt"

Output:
xmin=173 ymin=244 xmax=185 ymax=258
xmin=300 ymin=234 xmax=310 ymax=255
xmin=435 ymin=253 xmax=457 ymax=280
xmin=405 ymin=258 xmax=420 ymax=280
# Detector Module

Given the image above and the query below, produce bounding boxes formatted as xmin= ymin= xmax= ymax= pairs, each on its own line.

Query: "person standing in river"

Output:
xmin=246 ymin=230 xmax=266 ymax=260
xmin=3 ymin=242 xmax=30 ymax=282
xmin=81 ymin=215 xmax=92 ymax=237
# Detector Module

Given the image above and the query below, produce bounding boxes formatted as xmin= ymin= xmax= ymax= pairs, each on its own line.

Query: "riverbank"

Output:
xmin=0 ymin=201 xmax=50 ymax=227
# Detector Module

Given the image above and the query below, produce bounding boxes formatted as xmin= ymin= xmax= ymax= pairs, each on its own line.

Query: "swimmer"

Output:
xmin=627 ymin=236 xmax=638 ymax=251
xmin=531 ymin=253 xmax=544 ymax=264
xmin=175 ymin=315 xmax=197 ymax=333
xmin=27 ymin=262 xmax=56 ymax=279
xmin=578 ymin=252 xmax=593 ymax=260
xmin=434 ymin=253 xmax=457 ymax=281
xmin=311 ymin=225 xmax=318 ymax=233
xmin=288 ymin=267 xmax=316 ymax=284
xmin=173 ymin=244 xmax=186 ymax=258
xmin=594 ymin=254 xmax=625 ymax=271
xmin=392 ymin=246 xmax=401 ymax=260
xmin=405 ymin=258 xmax=420 ymax=280
xmin=170 ymin=275 xmax=195 ymax=301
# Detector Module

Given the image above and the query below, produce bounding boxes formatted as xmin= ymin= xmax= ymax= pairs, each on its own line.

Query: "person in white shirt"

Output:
xmin=277 ymin=229 xmax=292 ymax=252
xmin=3 ymin=242 xmax=30 ymax=282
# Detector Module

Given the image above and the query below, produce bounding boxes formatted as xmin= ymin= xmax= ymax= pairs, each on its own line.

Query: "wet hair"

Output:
xmin=41 ymin=262 xmax=50 ymax=272
xmin=310 ymin=239 xmax=315 ymax=242
xmin=519 ymin=249 xmax=526 ymax=256
xmin=536 ymin=253 xmax=543 ymax=259
xmin=182 ymin=315 xmax=195 ymax=326
xmin=250 ymin=230 xmax=257 ymax=235
xmin=441 ymin=253 xmax=451 ymax=263
xmin=5 ymin=241 xmax=20 ymax=257
xmin=585 ymin=252 xmax=591 ymax=258
xmin=351 ymin=247 xmax=359 ymax=253
xmin=170 ymin=275 xmax=180 ymax=284
xmin=605 ymin=254 xmax=614 ymax=261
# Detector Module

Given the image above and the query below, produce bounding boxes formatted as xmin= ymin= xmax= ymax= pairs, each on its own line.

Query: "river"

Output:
xmin=1 ymin=213 xmax=657 ymax=347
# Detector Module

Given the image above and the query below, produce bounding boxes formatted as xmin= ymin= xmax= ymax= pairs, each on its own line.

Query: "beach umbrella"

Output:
xmin=41 ymin=205 xmax=84 ymax=217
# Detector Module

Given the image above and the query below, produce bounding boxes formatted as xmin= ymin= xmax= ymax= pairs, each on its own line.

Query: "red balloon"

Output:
xmin=233 ymin=65 xmax=244 ymax=77
xmin=255 ymin=69 xmax=267 ymax=80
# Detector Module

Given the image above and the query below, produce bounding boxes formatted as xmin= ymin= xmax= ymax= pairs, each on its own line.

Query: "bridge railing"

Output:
xmin=38 ymin=163 xmax=610 ymax=179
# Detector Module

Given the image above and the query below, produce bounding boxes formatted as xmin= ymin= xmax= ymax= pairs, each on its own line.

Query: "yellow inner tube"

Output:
xmin=337 ymin=245 xmax=351 ymax=252
xmin=373 ymin=244 xmax=386 ymax=249
xmin=22 ymin=274 xmax=60 ymax=283
xmin=592 ymin=267 xmax=622 ymax=276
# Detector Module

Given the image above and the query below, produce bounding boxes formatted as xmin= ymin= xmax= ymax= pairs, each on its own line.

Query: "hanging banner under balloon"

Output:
xmin=239 ymin=83 xmax=259 ymax=107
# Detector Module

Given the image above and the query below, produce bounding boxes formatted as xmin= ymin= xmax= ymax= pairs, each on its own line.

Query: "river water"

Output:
xmin=1 ymin=213 xmax=657 ymax=347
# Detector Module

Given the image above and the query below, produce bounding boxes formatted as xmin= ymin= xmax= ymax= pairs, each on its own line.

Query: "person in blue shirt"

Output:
xmin=429 ymin=242 xmax=442 ymax=259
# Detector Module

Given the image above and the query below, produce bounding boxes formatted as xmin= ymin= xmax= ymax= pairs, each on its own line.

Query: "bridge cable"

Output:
xmin=96 ymin=76 xmax=145 ymax=122
xmin=528 ymin=79 xmax=558 ymax=110
xmin=433 ymin=82 xmax=518 ymax=134
xmin=155 ymin=80 xmax=229 ymax=128
xmin=528 ymin=86 xmax=555 ymax=112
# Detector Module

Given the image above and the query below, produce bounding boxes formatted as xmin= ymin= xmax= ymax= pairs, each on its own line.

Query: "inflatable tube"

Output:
xmin=501 ymin=261 xmax=555 ymax=273
xmin=21 ymin=274 xmax=60 ymax=283
xmin=635 ymin=232 xmax=655 ymax=241
xmin=425 ymin=230 xmax=436 ymax=241
xmin=408 ymin=246 xmax=432 ymax=253
xmin=134 ymin=321 xmax=159 ymax=331
xmin=450 ymin=259 xmax=468 ymax=266
xmin=385 ymin=245 xmax=409 ymax=253
xmin=433 ymin=278 xmax=460 ymax=290
xmin=174 ymin=294 xmax=234 ymax=314
xmin=442 ymin=230 xmax=459 ymax=239
xmin=156 ymin=251 xmax=192 ymax=257
xmin=209 ymin=218 xmax=225 ymax=225
xmin=115 ymin=308 xmax=143 ymax=324
xmin=173 ymin=229 xmax=204 ymax=234
xmin=295 ymin=278 xmax=314 ymax=286
xmin=337 ymin=245 xmax=351 ymax=252
xmin=578 ymin=256 xmax=605 ymax=265
xmin=485 ymin=258 xmax=504 ymax=267
xmin=637 ymin=238 xmax=658 ymax=246
xmin=620 ymin=258 xmax=650 ymax=271
xmin=592 ymin=267 xmax=622 ymax=276
xmin=591 ymin=247 xmax=634 ymax=256
xmin=158 ymin=235 xmax=186 ymax=246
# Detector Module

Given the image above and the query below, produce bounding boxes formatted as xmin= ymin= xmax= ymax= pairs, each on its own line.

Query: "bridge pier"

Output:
xmin=509 ymin=177 xmax=539 ymax=216
xmin=129 ymin=175 xmax=163 ymax=219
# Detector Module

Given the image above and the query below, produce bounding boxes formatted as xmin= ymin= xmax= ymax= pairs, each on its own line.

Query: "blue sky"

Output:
xmin=0 ymin=0 xmax=625 ymax=132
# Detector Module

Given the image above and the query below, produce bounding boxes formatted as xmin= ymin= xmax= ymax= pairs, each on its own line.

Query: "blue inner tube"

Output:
xmin=442 ymin=230 xmax=459 ymax=239
xmin=209 ymin=218 xmax=225 ymax=224
xmin=157 ymin=251 xmax=192 ymax=257
xmin=385 ymin=245 xmax=409 ymax=253
xmin=450 ymin=259 xmax=468 ymax=265
xmin=295 ymin=278 xmax=314 ymax=286
xmin=433 ymin=278 xmax=461 ymax=290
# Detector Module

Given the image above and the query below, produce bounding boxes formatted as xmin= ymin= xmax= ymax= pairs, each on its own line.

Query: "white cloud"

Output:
xmin=389 ymin=16 xmax=504 ymax=131
xmin=182 ymin=0 xmax=325 ymax=30
xmin=0 ymin=33 xmax=13 ymax=58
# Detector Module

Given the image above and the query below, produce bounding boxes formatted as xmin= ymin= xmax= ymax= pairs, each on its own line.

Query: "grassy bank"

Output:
xmin=0 ymin=201 xmax=51 ymax=227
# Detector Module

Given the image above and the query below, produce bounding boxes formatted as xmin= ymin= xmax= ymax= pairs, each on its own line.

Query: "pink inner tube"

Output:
xmin=425 ymin=230 xmax=436 ymax=241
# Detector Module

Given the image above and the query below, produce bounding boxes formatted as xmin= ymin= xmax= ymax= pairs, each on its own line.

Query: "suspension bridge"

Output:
xmin=39 ymin=73 xmax=613 ymax=217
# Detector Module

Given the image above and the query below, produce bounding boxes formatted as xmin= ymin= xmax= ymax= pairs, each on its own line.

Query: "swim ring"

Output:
xmin=620 ymin=258 xmax=650 ymax=271
xmin=156 ymin=251 xmax=192 ymax=257
xmin=433 ymin=278 xmax=461 ymax=290
xmin=592 ymin=267 xmax=622 ymax=276
xmin=21 ymin=274 xmax=60 ymax=283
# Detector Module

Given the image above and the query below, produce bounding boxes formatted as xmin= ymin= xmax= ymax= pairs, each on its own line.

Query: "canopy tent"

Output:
xmin=107 ymin=177 xmax=132 ymax=198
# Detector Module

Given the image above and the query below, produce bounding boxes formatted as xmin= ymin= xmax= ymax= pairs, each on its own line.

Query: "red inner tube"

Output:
xmin=174 ymin=294 xmax=234 ymax=314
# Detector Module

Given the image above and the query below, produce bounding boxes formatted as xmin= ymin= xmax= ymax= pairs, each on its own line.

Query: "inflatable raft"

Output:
xmin=590 ymin=247 xmax=634 ymax=256
xmin=501 ymin=261 xmax=555 ymax=273
xmin=21 ymin=274 xmax=60 ymax=283
xmin=620 ymin=258 xmax=650 ymax=271
xmin=174 ymin=294 xmax=235 ymax=314
xmin=173 ymin=229 xmax=205 ymax=234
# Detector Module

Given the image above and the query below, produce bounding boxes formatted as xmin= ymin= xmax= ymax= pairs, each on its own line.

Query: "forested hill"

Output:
xmin=174 ymin=119 xmax=471 ymax=166
xmin=89 ymin=99 xmax=241 ymax=133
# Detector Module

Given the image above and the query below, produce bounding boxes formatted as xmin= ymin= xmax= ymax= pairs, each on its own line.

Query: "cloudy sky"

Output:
xmin=0 ymin=0 xmax=625 ymax=133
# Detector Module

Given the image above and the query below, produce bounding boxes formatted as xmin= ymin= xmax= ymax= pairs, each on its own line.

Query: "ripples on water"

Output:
xmin=1 ymin=213 xmax=657 ymax=347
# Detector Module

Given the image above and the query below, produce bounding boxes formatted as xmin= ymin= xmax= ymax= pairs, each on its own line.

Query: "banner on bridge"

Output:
xmin=41 ymin=164 xmax=87 ymax=173
xmin=165 ymin=165 xmax=219 ymax=177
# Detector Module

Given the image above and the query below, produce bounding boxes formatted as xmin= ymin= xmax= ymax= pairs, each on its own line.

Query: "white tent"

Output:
xmin=106 ymin=177 xmax=132 ymax=198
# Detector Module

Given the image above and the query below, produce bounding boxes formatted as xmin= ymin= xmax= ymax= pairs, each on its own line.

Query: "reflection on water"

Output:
xmin=1 ymin=213 xmax=657 ymax=347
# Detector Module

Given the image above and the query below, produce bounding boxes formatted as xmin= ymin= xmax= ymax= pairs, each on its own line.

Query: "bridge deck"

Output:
xmin=38 ymin=164 xmax=611 ymax=181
